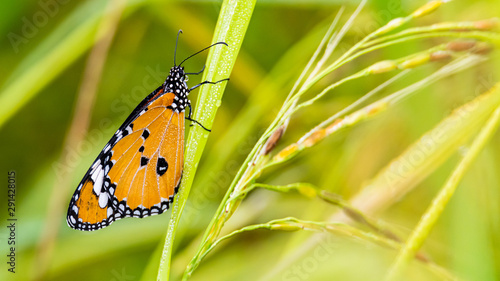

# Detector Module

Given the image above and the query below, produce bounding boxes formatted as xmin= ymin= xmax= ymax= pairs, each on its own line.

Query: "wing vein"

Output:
xmin=131 ymin=109 xmax=174 ymax=210
xmin=154 ymin=111 xmax=176 ymax=200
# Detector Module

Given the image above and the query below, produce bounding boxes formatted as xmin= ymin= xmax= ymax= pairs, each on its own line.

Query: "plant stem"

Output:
xmin=156 ymin=0 xmax=256 ymax=280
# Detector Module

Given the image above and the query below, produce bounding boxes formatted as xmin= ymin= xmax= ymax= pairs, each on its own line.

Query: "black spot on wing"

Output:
xmin=140 ymin=156 xmax=149 ymax=167
xmin=156 ymin=157 xmax=168 ymax=176
xmin=142 ymin=129 xmax=150 ymax=139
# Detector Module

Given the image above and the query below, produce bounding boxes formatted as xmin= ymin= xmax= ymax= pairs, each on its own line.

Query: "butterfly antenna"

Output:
xmin=178 ymin=42 xmax=228 ymax=67
xmin=174 ymin=29 xmax=183 ymax=66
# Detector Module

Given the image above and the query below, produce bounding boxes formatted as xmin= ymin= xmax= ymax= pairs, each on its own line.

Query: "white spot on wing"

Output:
xmin=92 ymin=166 xmax=104 ymax=196
xmin=98 ymin=193 xmax=108 ymax=208
xmin=91 ymin=159 xmax=101 ymax=172
xmin=107 ymin=207 xmax=113 ymax=218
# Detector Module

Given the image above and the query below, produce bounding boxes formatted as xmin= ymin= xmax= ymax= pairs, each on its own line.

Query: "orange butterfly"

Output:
xmin=67 ymin=32 xmax=227 ymax=231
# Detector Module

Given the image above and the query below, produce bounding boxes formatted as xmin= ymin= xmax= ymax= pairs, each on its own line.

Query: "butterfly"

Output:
xmin=67 ymin=31 xmax=227 ymax=231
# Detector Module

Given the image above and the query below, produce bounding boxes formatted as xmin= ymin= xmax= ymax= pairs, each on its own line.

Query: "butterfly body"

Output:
xmin=67 ymin=66 xmax=190 ymax=231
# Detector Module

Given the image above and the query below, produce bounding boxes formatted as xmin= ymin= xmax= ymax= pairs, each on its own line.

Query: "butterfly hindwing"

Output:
xmin=67 ymin=80 xmax=186 ymax=231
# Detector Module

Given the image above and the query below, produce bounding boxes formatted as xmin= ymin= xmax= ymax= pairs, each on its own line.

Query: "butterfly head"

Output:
xmin=163 ymin=66 xmax=189 ymax=97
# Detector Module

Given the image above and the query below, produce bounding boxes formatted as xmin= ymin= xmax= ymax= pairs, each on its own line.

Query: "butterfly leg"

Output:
xmin=188 ymin=78 xmax=229 ymax=92
xmin=186 ymin=78 xmax=229 ymax=131
xmin=185 ymin=65 xmax=206 ymax=76
xmin=186 ymin=104 xmax=211 ymax=132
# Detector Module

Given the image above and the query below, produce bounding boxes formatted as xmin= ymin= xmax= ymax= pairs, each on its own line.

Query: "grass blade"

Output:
xmin=156 ymin=0 xmax=257 ymax=280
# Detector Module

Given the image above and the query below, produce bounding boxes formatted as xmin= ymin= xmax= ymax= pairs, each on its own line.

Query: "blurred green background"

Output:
xmin=0 ymin=0 xmax=499 ymax=280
